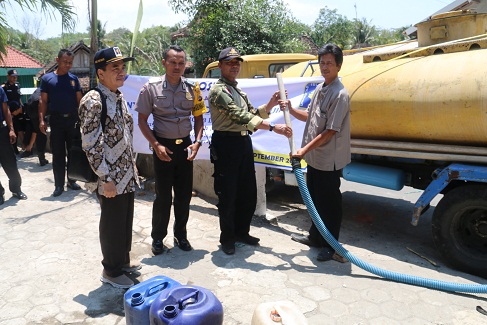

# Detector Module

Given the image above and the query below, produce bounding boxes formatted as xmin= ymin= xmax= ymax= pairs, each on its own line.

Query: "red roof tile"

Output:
xmin=0 ymin=46 xmax=43 ymax=68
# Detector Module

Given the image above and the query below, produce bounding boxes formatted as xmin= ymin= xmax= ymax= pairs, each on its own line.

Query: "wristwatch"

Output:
xmin=194 ymin=139 xmax=203 ymax=145
xmin=269 ymin=122 xmax=275 ymax=132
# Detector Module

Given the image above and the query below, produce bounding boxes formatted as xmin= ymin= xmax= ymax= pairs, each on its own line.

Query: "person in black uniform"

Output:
xmin=0 ymin=86 xmax=27 ymax=205
xmin=208 ymin=47 xmax=292 ymax=255
xmin=1 ymin=69 xmax=24 ymax=155
xmin=39 ymin=49 xmax=83 ymax=197
xmin=24 ymin=86 xmax=48 ymax=166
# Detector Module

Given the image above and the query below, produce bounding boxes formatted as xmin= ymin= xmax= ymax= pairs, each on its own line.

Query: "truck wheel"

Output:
xmin=432 ymin=184 xmax=487 ymax=277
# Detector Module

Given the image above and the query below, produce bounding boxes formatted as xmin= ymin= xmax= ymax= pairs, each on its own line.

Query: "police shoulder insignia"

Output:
xmin=184 ymin=79 xmax=196 ymax=88
xmin=139 ymin=84 xmax=148 ymax=95
xmin=149 ymin=77 xmax=163 ymax=84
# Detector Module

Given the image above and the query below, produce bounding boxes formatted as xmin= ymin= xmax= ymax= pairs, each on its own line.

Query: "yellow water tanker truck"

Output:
xmin=282 ymin=10 xmax=487 ymax=278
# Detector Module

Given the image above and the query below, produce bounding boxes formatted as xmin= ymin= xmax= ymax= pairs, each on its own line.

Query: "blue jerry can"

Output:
xmin=149 ymin=285 xmax=223 ymax=325
xmin=124 ymin=275 xmax=181 ymax=325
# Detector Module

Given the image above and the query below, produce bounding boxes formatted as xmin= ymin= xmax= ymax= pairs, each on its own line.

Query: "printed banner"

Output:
xmin=121 ymin=75 xmax=324 ymax=170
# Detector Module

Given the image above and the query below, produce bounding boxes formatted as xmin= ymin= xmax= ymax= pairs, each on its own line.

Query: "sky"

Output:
xmin=6 ymin=0 xmax=454 ymax=39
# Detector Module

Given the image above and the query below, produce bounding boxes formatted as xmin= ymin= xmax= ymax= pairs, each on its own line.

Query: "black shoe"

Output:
xmin=221 ymin=243 xmax=235 ymax=255
xmin=291 ymin=233 xmax=321 ymax=248
xmin=236 ymin=234 xmax=260 ymax=246
xmin=52 ymin=186 xmax=64 ymax=197
xmin=12 ymin=191 xmax=27 ymax=200
xmin=174 ymin=238 xmax=192 ymax=251
xmin=67 ymin=182 xmax=81 ymax=190
xmin=152 ymin=239 xmax=165 ymax=255
xmin=39 ymin=158 xmax=49 ymax=166
xmin=19 ymin=151 xmax=32 ymax=158
xmin=0 ymin=194 xmax=4 ymax=205
xmin=317 ymin=247 xmax=334 ymax=261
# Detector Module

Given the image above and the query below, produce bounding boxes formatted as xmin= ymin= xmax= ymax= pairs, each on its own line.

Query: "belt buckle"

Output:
xmin=240 ymin=131 xmax=247 ymax=136
xmin=175 ymin=139 xmax=183 ymax=144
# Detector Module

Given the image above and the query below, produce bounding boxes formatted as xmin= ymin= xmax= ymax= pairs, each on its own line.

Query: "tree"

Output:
xmin=375 ymin=26 xmax=410 ymax=45
xmin=310 ymin=7 xmax=354 ymax=49
xmin=134 ymin=26 xmax=172 ymax=76
xmin=170 ymin=0 xmax=308 ymax=76
xmin=352 ymin=17 xmax=377 ymax=48
xmin=0 ymin=0 xmax=76 ymax=59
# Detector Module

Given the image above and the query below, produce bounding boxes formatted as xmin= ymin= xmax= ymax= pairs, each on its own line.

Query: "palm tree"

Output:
xmin=352 ymin=18 xmax=377 ymax=48
xmin=0 ymin=0 xmax=76 ymax=59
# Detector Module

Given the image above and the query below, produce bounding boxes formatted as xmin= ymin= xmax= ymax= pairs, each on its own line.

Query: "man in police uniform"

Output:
xmin=0 ymin=86 xmax=27 ymax=205
xmin=1 ymin=69 xmax=24 ymax=154
xmin=135 ymin=45 xmax=205 ymax=255
xmin=39 ymin=49 xmax=83 ymax=197
xmin=208 ymin=47 xmax=292 ymax=255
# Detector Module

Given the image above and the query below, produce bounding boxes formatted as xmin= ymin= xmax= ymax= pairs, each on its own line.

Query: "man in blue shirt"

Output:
xmin=0 ymin=87 xmax=27 ymax=205
xmin=39 ymin=49 xmax=83 ymax=197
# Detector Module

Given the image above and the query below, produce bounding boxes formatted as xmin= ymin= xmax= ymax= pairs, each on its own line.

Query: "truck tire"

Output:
xmin=432 ymin=184 xmax=487 ymax=278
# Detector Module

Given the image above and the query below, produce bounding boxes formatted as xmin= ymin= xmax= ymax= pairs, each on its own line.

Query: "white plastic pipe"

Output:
xmin=276 ymin=73 xmax=296 ymax=155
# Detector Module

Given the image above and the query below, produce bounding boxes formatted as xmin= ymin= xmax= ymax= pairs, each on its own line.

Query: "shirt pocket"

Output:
xmin=181 ymin=99 xmax=193 ymax=109
xmin=315 ymin=110 xmax=328 ymax=132
xmin=154 ymin=96 xmax=171 ymax=109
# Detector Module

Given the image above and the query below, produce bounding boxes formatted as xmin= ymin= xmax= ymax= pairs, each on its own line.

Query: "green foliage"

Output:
xmin=352 ymin=17 xmax=378 ymax=47
xmin=0 ymin=0 xmax=77 ymax=58
xmin=182 ymin=0 xmax=309 ymax=76
xmin=131 ymin=25 xmax=173 ymax=76
xmin=310 ymin=7 xmax=354 ymax=49
xmin=375 ymin=26 xmax=410 ymax=45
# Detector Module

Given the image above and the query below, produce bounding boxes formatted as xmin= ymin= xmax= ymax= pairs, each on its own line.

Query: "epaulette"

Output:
xmin=148 ymin=77 xmax=163 ymax=84
xmin=183 ymin=78 xmax=196 ymax=88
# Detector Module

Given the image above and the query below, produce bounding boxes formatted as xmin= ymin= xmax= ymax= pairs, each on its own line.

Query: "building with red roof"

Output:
xmin=0 ymin=46 xmax=43 ymax=91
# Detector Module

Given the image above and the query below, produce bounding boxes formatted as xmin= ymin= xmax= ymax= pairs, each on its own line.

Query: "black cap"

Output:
xmin=7 ymin=100 xmax=20 ymax=112
xmin=218 ymin=47 xmax=243 ymax=62
xmin=7 ymin=69 xmax=18 ymax=76
xmin=94 ymin=47 xmax=135 ymax=70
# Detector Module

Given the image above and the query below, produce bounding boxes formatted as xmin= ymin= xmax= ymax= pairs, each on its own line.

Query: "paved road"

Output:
xmin=1 ymin=153 xmax=486 ymax=324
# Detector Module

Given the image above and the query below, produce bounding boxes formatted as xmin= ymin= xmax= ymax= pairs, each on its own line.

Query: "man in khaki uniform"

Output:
xmin=208 ymin=47 xmax=292 ymax=255
xmin=135 ymin=45 xmax=205 ymax=255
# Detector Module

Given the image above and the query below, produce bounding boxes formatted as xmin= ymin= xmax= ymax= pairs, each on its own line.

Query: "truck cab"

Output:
xmin=202 ymin=53 xmax=316 ymax=79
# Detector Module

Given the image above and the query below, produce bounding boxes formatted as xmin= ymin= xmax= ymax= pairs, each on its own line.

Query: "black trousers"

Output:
xmin=211 ymin=134 xmax=257 ymax=245
xmin=0 ymin=126 xmax=22 ymax=195
xmin=35 ymin=132 xmax=47 ymax=160
xmin=151 ymin=136 xmax=193 ymax=241
xmin=307 ymin=165 xmax=343 ymax=249
xmin=97 ymin=191 xmax=135 ymax=277
xmin=11 ymin=115 xmax=25 ymax=154
xmin=49 ymin=115 xmax=77 ymax=187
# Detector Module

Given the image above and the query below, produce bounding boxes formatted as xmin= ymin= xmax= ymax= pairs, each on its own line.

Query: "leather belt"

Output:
xmin=155 ymin=135 xmax=190 ymax=145
xmin=213 ymin=130 xmax=250 ymax=137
